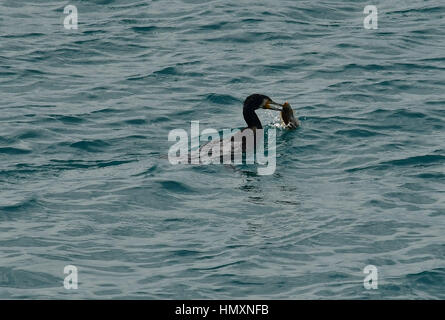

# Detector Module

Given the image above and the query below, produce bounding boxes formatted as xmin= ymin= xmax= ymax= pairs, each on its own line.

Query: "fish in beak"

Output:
xmin=281 ymin=102 xmax=299 ymax=129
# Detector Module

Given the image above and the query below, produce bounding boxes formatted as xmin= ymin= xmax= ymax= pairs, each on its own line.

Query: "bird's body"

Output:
xmin=169 ymin=94 xmax=296 ymax=165
xmin=197 ymin=94 xmax=283 ymax=163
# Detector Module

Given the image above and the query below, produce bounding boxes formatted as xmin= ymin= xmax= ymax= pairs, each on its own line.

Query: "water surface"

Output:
xmin=0 ymin=0 xmax=444 ymax=299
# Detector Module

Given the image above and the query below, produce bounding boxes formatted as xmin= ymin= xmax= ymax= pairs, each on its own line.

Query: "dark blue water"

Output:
xmin=1 ymin=0 xmax=444 ymax=299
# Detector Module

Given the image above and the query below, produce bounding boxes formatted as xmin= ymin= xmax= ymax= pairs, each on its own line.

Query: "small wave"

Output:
xmin=48 ymin=159 xmax=133 ymax=170
xmin=0 ymin=32 xmax=45 ymax=39
xmin=91 ymin=108 xmax=122 ymax=114
xmin=404 ymin=268 xmax=445 ymax=298
xmin=15 ymin=130 xmax=44 ymax=140
xmin=382 ymin=154 xmax=445 ymax=167
xmin=347 ymin=154 xmax=445 ymax=172
xmin=70 ymin=140 xmax=111 ymax=152
xmin=388 ymin=6 xmax=445 ymax=15
xmin=131 ymin=26 xmax=157 ymax=33
xmin=149 ymin=116 xmax=171 ymax=124
xmin=205 ymin=93 xmax=240 ymax=105
xmin=157 ymin=180 xmax=195 ymax=194
xmin=335 ymin=128 xmax=383 ymax=137
xmin=51 ymin=115 xmax=85 ymax=124
xmin=0 ymin=267 xmax=59 ymax=289
xmin=362 ymin=108 xmax=429 ymax=120
xmin=196 ymin=21 xmax=231 ymax=31
xmin=130 ymin=25 xmax=175 ymax=34
xmin=0 ymin=198 xmax=38 ymax=216
xmin=127 ymin=67 xmax=181 ymax=81
xmin=416 ymin=172 xmax=445 ymax=179
xmin=124 ymin=118 xmax=147 ymax=125
xmin=0 ymin=147 xmax=32 ymax=155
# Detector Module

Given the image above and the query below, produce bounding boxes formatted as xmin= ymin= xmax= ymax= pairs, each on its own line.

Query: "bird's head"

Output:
xmin=243 ymin=94 xmax=283 ymax=112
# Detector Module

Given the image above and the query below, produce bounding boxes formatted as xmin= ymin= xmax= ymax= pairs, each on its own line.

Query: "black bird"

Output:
xmin=197 ymin=94 xmax=283 ymax=163
xmin=242 ymin=94 xmax=283 ymax=130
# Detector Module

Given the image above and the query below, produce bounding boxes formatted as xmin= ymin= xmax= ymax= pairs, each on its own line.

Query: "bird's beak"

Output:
xmin=263 ymin=100 xmax=283 ymax=111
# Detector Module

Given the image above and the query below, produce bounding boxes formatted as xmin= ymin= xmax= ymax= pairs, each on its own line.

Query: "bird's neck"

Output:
xmin=243 ymin=109 xmax=263 ymax=129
